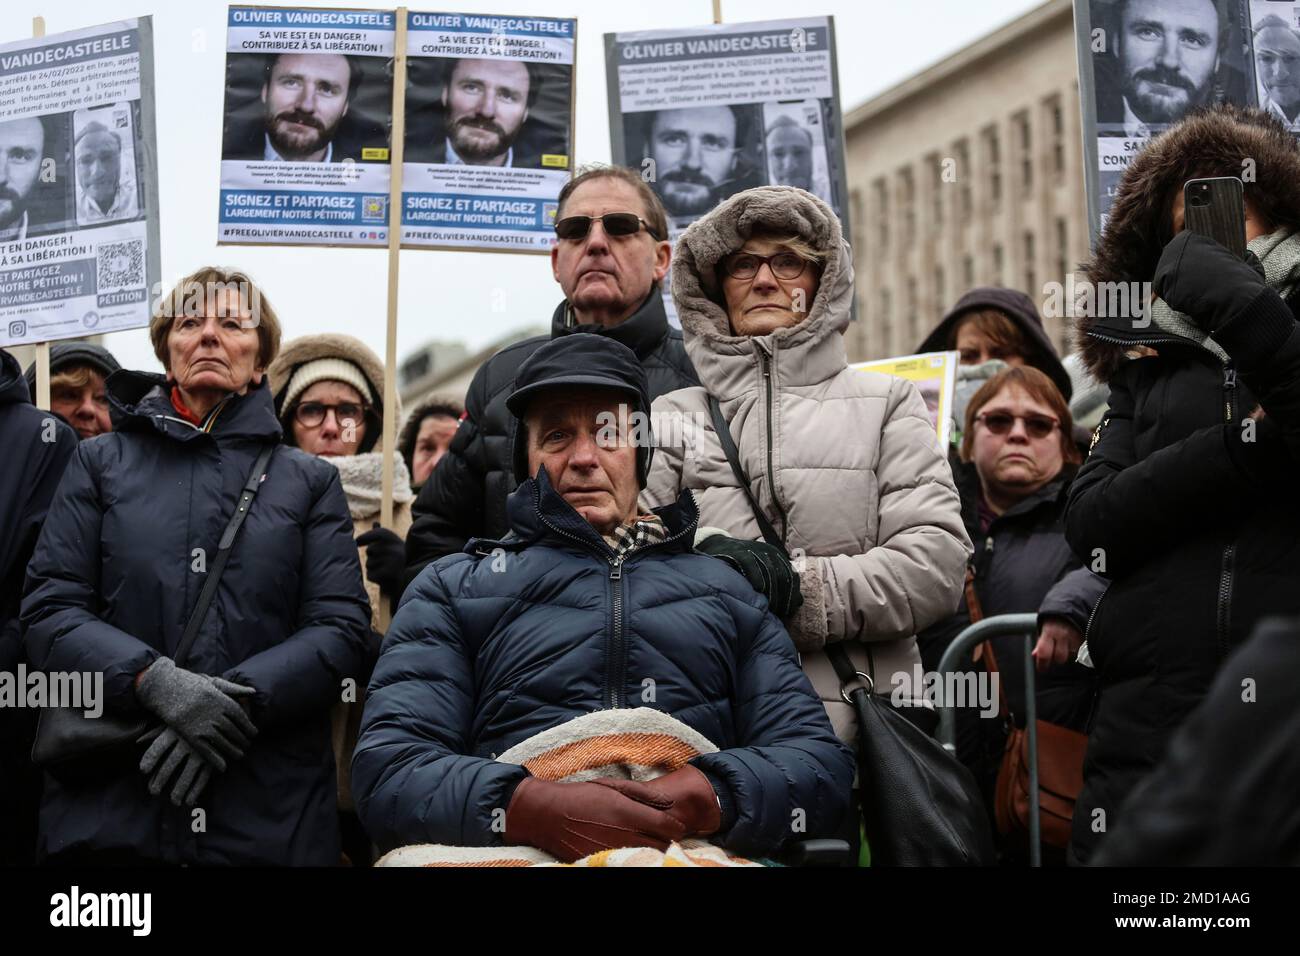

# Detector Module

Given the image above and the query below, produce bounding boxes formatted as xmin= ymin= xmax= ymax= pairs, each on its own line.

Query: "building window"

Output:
xmin=992 ymin=243 xmax=1005 ymax=286
xmin=1023 ymin=231 xmax=1036 ymax=295
xmin=850 ymin=187 xmax=864 ymax=257
xmin=905 ymin=276 xmax=918 ymax=344
xmin=954 ymin=139 xmax=972 ymax=221
xmin=879 ymin=288 xmax=893 ymax=354
xmin=873 ymin=178 xmax=888 ymax=252
xmin=1055 ymin=217 xmax=1069 ymax=282
xmin=1047 ymin=94 xmax=1065 ymax=178
xmin=983 ymin=125 xmax=1002 ymax=205
xmin=927 ymin=152 xmax=944 ymax=227
xmin=900 ymin=167 xmax=916 ymax=245
xmin=1015 ymin=111 xmax=1032 ymax=194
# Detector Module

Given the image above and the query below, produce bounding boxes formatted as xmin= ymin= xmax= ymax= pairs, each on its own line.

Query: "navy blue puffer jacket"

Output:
xmin=352 ymin=469 xmax=854 ymax=857
xmin=21 ymin=370 xmax=371 ymax=865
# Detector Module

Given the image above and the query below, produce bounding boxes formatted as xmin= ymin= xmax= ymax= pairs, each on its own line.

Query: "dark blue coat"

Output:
xmin=21 ymin=370 xmax=371 ymax=865
xmin=353 ymin=470 xmax=854 ymax=857
xmin=1 ymin=349 xmax=76 ymax=864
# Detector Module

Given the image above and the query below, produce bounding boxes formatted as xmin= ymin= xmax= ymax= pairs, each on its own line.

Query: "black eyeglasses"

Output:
xmin=294 ymin=401 xmax=367 ymax=428
xmin=720 ymin=251 xmax=810 ymax=281
xmin=975 ymin=412 xmax=1060 ymax=439
xmin=554 ymin=212 xmax=662 ymax=242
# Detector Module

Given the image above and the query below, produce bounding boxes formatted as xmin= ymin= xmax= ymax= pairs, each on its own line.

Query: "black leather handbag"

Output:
xmin=31 ymin=445 xmax=275 ymax=785
xmin=705 ymin=396 xmax=994 ymax=866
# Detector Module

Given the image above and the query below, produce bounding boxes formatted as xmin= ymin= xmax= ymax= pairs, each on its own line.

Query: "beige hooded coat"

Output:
xmin=643 ymin=187 xmax=971 ymax=744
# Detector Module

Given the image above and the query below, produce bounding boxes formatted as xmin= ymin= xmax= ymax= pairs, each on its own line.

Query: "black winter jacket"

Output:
xmin=0 ymin=350 xmax=76 ymax=864
xmin=403 ymin=288 xmax=698 ymax=582
xmin=1065 ymin=286 xmax=1300 ymax=865
xmin=918 ymin=461 xmax=1102 ymax=794
xmin=1093 ymin=615 xmax=1300 ymax=866
xmin=21 ymin=371 xmax=372 ymax=865
xmin=353 ymin=470 xmax=854 ymax=857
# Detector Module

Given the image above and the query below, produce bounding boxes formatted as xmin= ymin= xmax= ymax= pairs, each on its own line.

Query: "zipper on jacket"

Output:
xmin=759 ymin=351 xmax=790 ymax=546
xmin=1083 ymin=583 xmax=1109 ymax=643
xmin=1215 ymin=362 xmax=1237 ymax=661
xmin=608 ymin=556 xmax=625 ymax=708
xmin=532 ymin=485 xmax=698 ymax=711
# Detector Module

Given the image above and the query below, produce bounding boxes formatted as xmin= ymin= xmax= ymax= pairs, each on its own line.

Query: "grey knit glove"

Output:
xmin=138 ymin=727 xmax=217 ymax=807
xmin=135 ymin=658 xmax=258 ymax=765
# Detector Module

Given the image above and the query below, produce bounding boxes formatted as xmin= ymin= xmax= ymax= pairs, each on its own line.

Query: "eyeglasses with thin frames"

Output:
xmin=294 ymin=401 xmax=367 ymax=428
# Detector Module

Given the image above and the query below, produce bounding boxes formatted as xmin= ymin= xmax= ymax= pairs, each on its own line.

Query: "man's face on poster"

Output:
xmin=0 ymin=117 xmax=44 ymax=229
xmin=1256 ymin=25 xmax=1300 ymax=117
xmin=441 ymin=59 xmax=531 ymax=164
xmin=75 ymin=128 xmax=122 ymax=211
xmin=766 ymin=124 xmax=813 ymax=191
xmin=648 ymin=107 xmax=737 ymax=217
xmin=261 ymin=53 xmax=352 ymax=160
xmin=1119 ymin=0 xmax=1221 ymax=125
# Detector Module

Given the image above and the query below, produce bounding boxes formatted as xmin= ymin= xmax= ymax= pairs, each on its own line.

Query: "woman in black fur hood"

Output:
xmin=1066 ymin=104 xmax=1300 ymax=864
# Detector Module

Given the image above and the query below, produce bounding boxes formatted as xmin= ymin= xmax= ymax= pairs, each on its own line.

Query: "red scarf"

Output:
xmin=170 ymin=385 xmax=204 ymax=426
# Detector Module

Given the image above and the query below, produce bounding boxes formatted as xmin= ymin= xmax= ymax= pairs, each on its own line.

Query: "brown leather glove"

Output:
xmin=504 ymin=776 xmax=688 ymax=862
xmin=642 ymin=764 xmax=722 ymax=837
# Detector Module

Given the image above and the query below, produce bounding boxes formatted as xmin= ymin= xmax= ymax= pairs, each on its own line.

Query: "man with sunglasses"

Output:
xmin=395 ymin=165 xmax=698 ymax=584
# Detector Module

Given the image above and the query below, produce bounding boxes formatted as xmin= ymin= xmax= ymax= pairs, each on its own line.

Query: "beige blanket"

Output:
xmin=375 ymin=708 xmax=763 ymax=867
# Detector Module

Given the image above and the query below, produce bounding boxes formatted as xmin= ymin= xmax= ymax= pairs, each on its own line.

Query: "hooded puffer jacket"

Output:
xmin=643 ymin=186 xmax=972 ymax=745
xmin=21 ymin=370 xmax=371 ymax=865
xmin=918 ymin=287 xmax=1073 ymax=402
xmin=1065 ymin=105 xmax=1300 ymax=864
xmin=351 ymin=470 xmax=855 ymax=857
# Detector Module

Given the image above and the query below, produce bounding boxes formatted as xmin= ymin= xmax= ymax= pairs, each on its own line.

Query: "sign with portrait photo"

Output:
xmin=603 ymin=16 xmax=850 ymax=239
xmin=218 ymin=6 xmax=395 ymax=247
xmin=1075 ymin=0 xmax=1255 ymax=241
xmin=0 ymin=17 xmax=160 ymax=348
xmin=400 ymin=11 xmax=576 ymax=253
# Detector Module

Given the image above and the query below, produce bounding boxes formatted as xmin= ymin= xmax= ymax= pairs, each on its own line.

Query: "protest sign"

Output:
xmin=401 ymin=11 xmax=575 ymax=252
xmin=605 ymin=16 xmax=850 ymax=239
xmin=219 ymin=6 xmax=395 ymax=247
xmin=1075 ymin=0 xmax=1257 ymax=240
xmin=851 ymin=350 xmax=959 ymax=448
xmin=0 ymin=17 xmax=160 ymax=348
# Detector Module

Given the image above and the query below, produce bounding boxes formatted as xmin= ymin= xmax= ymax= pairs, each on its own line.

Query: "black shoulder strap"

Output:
xmin=174 ymin=444 xmax=276 ymax=667
xmin=706 ymin=394 xmax=784 ymax=552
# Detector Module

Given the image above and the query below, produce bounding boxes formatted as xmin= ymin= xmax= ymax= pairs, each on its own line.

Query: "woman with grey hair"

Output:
xmin=644 ymin=187 xmax=972 ymax=835
xmin=22 ymin=267 xmax=371 ymax=865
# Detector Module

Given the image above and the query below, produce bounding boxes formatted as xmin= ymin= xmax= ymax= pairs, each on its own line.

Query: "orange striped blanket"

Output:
xmin=374 ymin=708 xmax=764 ymax=867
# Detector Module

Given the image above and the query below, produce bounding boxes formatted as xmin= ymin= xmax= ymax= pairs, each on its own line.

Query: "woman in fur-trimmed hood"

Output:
xmin=268 ymin=333 xmax=413 ymax=861
xmin=643 ymin=186 xmax=972 ymax=772
xmin=1065 ymin=104 xmax=1300 ymax=864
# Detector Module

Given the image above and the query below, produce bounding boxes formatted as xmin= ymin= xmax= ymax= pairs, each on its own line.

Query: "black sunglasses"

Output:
xmin=975 ymin=412 xmax=1059 ymax=439
xmin=554 ymin=212 xmax=662 ymax=242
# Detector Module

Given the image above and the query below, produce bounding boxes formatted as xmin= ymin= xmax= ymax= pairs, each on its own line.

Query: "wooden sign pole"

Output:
xmin=31 ymin=17 xmax=51 ymax=411
xmin=378 ymin=8 xmax=409 ymax=629
xmin=712 ymin=1 xmax=722 ymax=25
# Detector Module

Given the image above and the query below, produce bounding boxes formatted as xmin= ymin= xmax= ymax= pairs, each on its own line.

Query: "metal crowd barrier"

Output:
xmin=935 ymin=612 xmax=1042 ymax=867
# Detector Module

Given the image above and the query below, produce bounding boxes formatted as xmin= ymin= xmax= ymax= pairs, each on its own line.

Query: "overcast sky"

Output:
xmin=2 ymin=0 xmax=1045 ymax=377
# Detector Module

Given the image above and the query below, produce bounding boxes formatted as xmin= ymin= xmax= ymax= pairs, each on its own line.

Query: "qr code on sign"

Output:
xmin=96 ymin=239 xmax=144 ymax=292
